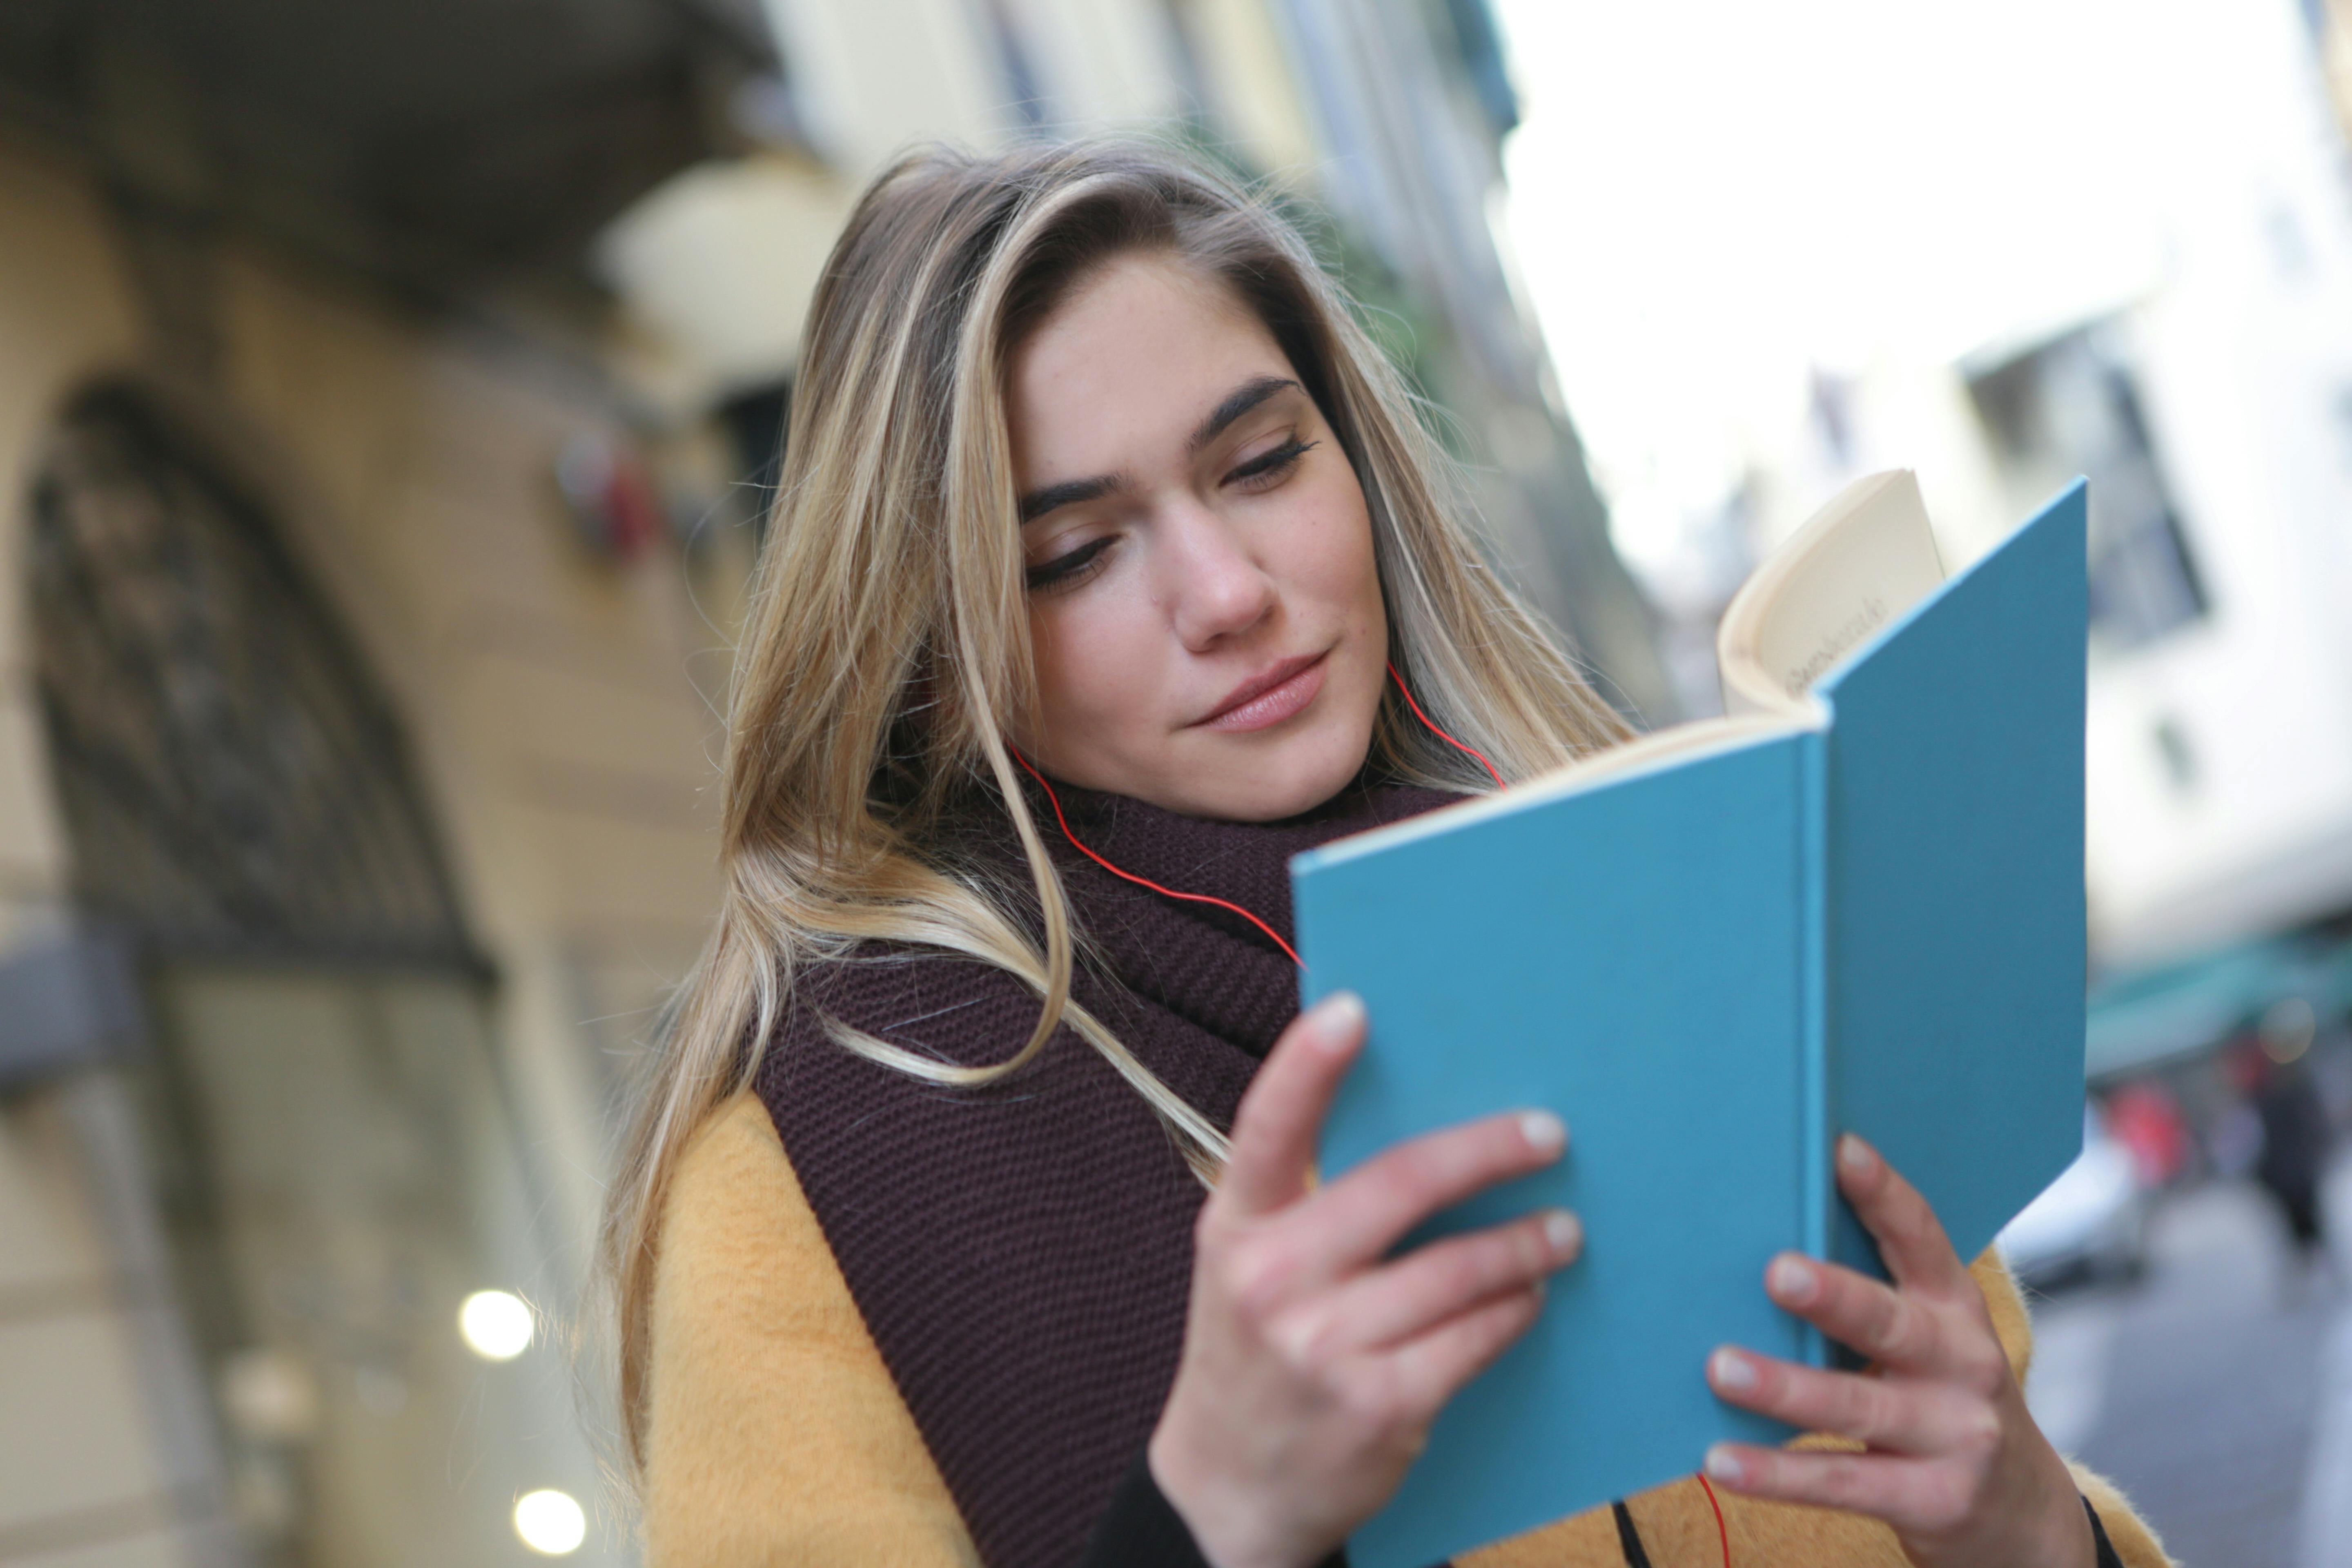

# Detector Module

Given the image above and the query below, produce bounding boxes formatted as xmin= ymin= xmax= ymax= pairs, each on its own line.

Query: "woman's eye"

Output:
xmin=1225 ymin=436 xmax=1317 ymax=489
xmin=1025 ymin=535 xmax=1114 ymax=592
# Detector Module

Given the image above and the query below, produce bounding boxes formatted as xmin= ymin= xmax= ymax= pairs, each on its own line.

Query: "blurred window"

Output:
xmin=131 ymin=968 xmax=589 ymax=1564
xmin=29 ymin=387 xmax=473 ymax=963
xmin=1967 ymin=326 xmax=2208 ymax=655
xmin=1441 ymin=0 xmax=1521 ymax=139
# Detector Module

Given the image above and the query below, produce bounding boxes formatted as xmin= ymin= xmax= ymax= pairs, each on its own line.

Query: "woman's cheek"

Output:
xmin=1032 ymin=593 xmax=1160 ymax=746
xmin=1275 ymin=479 xmax=1376 ymax=601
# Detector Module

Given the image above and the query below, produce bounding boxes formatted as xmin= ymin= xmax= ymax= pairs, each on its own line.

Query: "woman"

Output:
xmin=601 ymin=140 xmax=2169 ymax=1568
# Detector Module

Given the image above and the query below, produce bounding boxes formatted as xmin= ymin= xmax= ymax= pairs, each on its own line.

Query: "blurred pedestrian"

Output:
xmin=2235 ymin=1000 xmax=2335 ymax=1263
xmin=2107 ymin=1079 xmax=2190 ymax=1188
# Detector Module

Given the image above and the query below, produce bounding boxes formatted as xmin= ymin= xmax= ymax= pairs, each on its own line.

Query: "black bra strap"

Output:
xmin=1611 ymin=1500 xmax=1654 ymax=1568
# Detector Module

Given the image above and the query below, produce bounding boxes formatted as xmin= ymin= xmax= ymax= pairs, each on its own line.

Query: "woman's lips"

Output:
xmin=1196 ymin=653 xmax=1329 ymax=732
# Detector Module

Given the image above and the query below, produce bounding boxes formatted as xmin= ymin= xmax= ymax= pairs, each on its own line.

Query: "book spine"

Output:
xmin=1799 ymin=726 xmax=1833 ymax=1371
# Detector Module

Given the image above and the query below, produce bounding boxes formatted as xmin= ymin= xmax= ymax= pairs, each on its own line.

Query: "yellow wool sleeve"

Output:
xmin=643 ymin=1093 xmax=982 ymax=1568
xmin=1466 ymin=1252 xmax=2172 ymax=1568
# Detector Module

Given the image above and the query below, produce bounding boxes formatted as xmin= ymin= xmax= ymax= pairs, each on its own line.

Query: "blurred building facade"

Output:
xmin=0 ymin=3 xmax=781 ymax=1563
xmin=1574 ymin=0 xmax=2352 ymax=990
xmin=0 ymin=2 xmax=1662 ymax=1565
xmin=1960 ymin=0 xmax=2352 ymax=976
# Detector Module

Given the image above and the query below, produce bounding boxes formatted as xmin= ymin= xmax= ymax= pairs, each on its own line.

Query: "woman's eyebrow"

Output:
xmin=1018 ymin=473 xmax=1125 ymax=524
xmin=1189 ymin=375 xmax=1301 ymax=454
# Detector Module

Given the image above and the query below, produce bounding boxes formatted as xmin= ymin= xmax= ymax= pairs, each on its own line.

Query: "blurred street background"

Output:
xmin=0 ymin=0 xmax=2349 ymax=1564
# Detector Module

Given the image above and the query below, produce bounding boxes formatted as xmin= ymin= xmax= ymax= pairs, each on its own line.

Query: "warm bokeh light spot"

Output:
xmin=513 ymin=1490 xmax=586 ymax=1555
xmin=459 ymin=1290 xmax=535 ymax=1361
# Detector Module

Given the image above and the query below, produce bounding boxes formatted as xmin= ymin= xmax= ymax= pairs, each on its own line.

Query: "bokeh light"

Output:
xmin=458 ymin=1290 xmax=535 ymax=1361
xmin=512 ymin=1489 xmax=586 ymax=1556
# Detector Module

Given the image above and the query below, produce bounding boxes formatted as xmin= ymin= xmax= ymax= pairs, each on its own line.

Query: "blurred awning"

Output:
xmin=2085 ymin=930 xmax=2352 ymax=1080
xmin=0 ymin=0 xmax=781 ymax=285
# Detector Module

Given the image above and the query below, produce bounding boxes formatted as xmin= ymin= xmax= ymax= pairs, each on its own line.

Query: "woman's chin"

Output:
xmin=1031 ymin=710 xmax=1376 ymax=823
xmin=1172 ymin=728 xmax=1372 ymax=823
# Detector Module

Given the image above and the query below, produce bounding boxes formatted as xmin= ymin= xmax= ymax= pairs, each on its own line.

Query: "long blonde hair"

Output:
xmin=598 ymin=138 xmax=1629 ymax=1470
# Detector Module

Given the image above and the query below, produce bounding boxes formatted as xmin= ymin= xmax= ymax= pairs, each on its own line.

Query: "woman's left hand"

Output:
xmin=1702 ymin=1134 xmax=2095 ymax=1568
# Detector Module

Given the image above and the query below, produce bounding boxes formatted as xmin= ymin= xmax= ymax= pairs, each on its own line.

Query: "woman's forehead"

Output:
xmin=1007 ymin=255 xmax=1294 ymax=482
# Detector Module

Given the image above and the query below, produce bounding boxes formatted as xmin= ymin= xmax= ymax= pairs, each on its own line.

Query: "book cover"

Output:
xmin=1291 ymin=479 xmax=2089 ymax=1568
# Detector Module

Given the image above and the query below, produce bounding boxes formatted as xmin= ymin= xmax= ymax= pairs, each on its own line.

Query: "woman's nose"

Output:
xmin=1162 ymin=504 xmax=1276 ymax=649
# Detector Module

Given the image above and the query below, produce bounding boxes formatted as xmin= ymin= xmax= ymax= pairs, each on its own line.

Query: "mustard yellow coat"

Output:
xmin=643 ymin=1096 xmax=2173 ymax=1568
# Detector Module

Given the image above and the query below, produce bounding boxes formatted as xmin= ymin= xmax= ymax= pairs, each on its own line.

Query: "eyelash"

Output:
xmin=1228 ymin=435 xmax=1316 ymax=488
xmin=1026 ymin=536 xmax=1114 ymax=592
xmin=1024 ymin=435 xmax=1320 ymax=593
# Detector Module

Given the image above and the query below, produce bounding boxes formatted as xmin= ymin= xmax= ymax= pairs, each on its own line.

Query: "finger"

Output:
xmin=1707 ymin=1347 xmax=1995 ymax=1457
xmin=1385 ymin=1285 xmax=1545 ymax=1424
xmin=1703 ymin=1443 xmax=1965 ymax=1535
xmin=1761 ymin=1252 xmax=1955 ymax=1374
xmin=1308 ymin=1210 xmax=1581 ymax=1354
xmin=1285 ymin=1108 xmax=1568 ymax=1277
xmin=1218 ymin=993 xmax=1368 ymax=1215
xmin=1835 ymin=1136 xmax=1970 ymax=1297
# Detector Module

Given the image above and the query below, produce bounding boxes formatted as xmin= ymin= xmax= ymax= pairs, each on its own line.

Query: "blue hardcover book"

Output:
xmin=1293 ymin=474 xmax=2088 ymax=1568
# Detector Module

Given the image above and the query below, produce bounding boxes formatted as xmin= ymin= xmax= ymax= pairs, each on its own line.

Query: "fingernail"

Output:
xmin=1544 ymin=1210 xmax=1582 ymax=1257
xmin=1838 ymin=1134 xmax=1875 ymax=1178
xmin=1519 ymin=1110 xmax=1567 ymax=1155
xmin=1310 ymin=992 xmax=1365 ymax=1049
xmin=1710 ymin=1348 xmax=1757 ymax=1392
xmin=1704 ymin=1445 xmax=1744 ymax=1484
xmin=1768 ymin=1255 xmax=1818 ymax=1305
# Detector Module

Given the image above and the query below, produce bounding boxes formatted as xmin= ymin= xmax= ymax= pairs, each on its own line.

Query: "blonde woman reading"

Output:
xmin=600 ymin=141 xmax=2169 ymax=1568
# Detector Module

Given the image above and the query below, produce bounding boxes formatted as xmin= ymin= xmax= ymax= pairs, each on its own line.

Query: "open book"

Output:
xmin=1292 ymin=473 xmax=2088 ymax=1568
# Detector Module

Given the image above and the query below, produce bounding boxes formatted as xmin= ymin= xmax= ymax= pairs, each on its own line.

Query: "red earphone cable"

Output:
xmin=1011 ymin=748 xmax=1306 ymax=968
xmin=1699 ymin=1473 xmax=1731 ymax=1568
xmin=1385 ymin=662 xmax=1505 ymax=790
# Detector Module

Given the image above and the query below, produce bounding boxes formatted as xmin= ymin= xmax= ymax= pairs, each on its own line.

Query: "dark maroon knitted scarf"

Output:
xmin=753 ymin=777 xmax=1456 ymax=1568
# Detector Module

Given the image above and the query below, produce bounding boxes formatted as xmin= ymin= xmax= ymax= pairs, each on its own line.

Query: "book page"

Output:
xmin=1716 ymin=471 xmax=1947 ymax=716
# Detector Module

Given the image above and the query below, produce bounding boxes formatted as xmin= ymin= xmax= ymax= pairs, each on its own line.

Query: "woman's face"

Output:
xmin=1006 ymin=253 xmax=1389 ymax=822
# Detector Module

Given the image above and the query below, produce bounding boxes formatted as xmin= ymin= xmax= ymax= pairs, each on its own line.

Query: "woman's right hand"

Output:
xmin=1148 ymin=991 xmax=1582 ymax=1568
